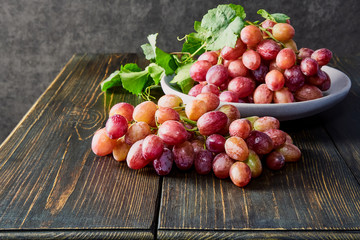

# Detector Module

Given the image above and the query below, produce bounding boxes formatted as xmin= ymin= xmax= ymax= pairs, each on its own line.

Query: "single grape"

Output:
xmin=272 ymin=23 xmax=295 ymax=42
xmin=229 ymin=119 xmax=251 ymax=139
xmin=273 ymin=87 xmax=294 ymax=103
xmin=206 ymin=64 xmax=229 ymax=86
xmin=190 ymin=60 xmax=213 ymax=82
xmin=242 ymin=50 xmax=261 ymax=70
xmin=158 ymin=94 xmax=183 ymax=109
xmin=276 ymin=143 xmax=301 ymax=162
xmin=253 ymin=116 xmax=280 ymax=132
xmin=243 ymin=150 xmax=262 ymax=178
xmin=105 ymin=114 xmax=128 ymax=139
xmin=155 ymin=107 xmax=180 ymax=124
xmin=284 ymin=65 xmax=306 ymax=92
xmin=198 ymin=51 xmax=219 ymax=65
xmin=188 ymin=83 xmax=205 ymax=97
xmin=195 ymin=92 xmax=220 ymax=112
xmin=219 ymin=91 xmax=239 ymax=102
xmin=109 ymin=102 xmax=134 ymax=122
xmin=195 ymin=149 xmax=214 ymax=175
xmin=319 ymin=72 xmax=331 ymax=91
xmin=300 ymin=58 xmax=319 ymax=76
xmin=125 ymin=121 xmax=151 ymax=145
xmin=228 ymin=59 xmax=248 ymax=78
xmin=256 ymin=39 xmax=281 ymax=61
xmin=158 ymin=120 xmax=188 ymax=146
xmin=276 ymin=48 xmax=296 ymax=70
xmin=218 ymin=104 xmax=241 ymax=122
xmin=185 ymin=99 xmax=207 ymax=121
xmin=229 ymin=162 xmax=252 ymax=187
xmin=284 ymin=132 xmax=294 ymax=144
xmin=311 ymin=48 xmax=332 ymax=66
xmin=153 ymin=148 xmax=174 ymax=176
xmin=228 ymin=76 xmax=255 ymax=99
xmin=201 ymin=84 xmax=220 ymax=96
xmin=133 ymin=101 xmax=157 ymax=127
xmin=197 ymin=111 xmax=228 ymax=136
xmin=142 ymin=134 xmax=164 ymax=161
xmin=240 ymin=25 xmax=263 ymax=47
xmin=91 ymin=128 xmax=117 ymax=156
xmin=266 ymin=151 xmax=286 ymax=170
xmin=307 ymin=69 xmax=327 ymax=86
xmin=263 ymin=129 xmax=287 ymax=148
xmin=251 ymin=62 xmax=269 ymax=83
xmin=284 ymin=39 xmax=298 ymax=52
xmin=212 ymin=153 xmax=235 ymax=179
xmin=253 ymin=84 xmax=273 ymax=104
xmin=191 ymin=139 xmax=205 ymax=154
xmin=294 ymin=84 xmax=323 ymax=101
xmin=265 ymin=70 xmax=285 ymax=91
xmin=261 ymin=19 xmax=276 ymax=33
xmin=173 ymin=141 xmax=195 ymax=170
xmin=205 ymin=134 xmax=226 ymax=153
xmin=225 ymin=136 xmax=249 ymax=161
xmin=298 ymin=48 xmax=314 ymax=59
xmin=221 ymin=38 xmax=247 ymax=60
xmin=246 ymin=131 xmax=274 ymax=155
xmin=126 ymin=140 xmax=151 ymax=170
xmin=113 ymin=137 xmax=131 ymax=162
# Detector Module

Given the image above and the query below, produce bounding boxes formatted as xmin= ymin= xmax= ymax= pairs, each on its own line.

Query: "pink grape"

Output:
xmin=218 ymin=104 xmax=241 ymax=122
xmin=319 ymin=72 xmax=331 ymax=91
xmin=197 ymin=111 xmax=228 ymax=136
xmin=242 ymin=50 xmax=261 ymax=70
xmin=105 ymin=114 xmax=128 ymax=139
xmin=254 ymin=116 xmax=280 ymax=131
xmin=230 ymin=162 xmax=252 ymax=187
xmin=188 ymin=83 xmax=205 ymax=97
xmin=153 ymin=148 xmax=173 ymax=176
xmin=264 ymin=129 xmax=287 ymax=148
xmin=126 ymin=140 xmax=151 ymax=170
xmin=265 ymin=70 xmax=285 ymax=91
xmin=221 ymin=38 xmax=247 ymax=60
xmin=253 ymin=84 xmax=273 ymax=104
xmin=158 ymin=94 xmax=183 ymax=109
xmin=225 ymin=136 xmax=249 ymax=161
xmin=142 ymin=134 xmax=164 ymax=161
xmin=195 ymin=92 xmax=220 ymax=111
xmin=228 ymin=76 xmax=255 ymax=99
xmin=133 ymin=101 xmax=157 ymax=127
xmin=229 ymin=119 xmax=251 ymax=139
xmin=206 ymin=64 xmax=229 ymax=86
xmin=155 ymin=107 xmax=180 ymax=124
xmin=276 ymin=143 xmax=301 ymax=162
xmin=158 ymin=120 xmax=187 ymax=145
xmin=190 ymin=60 xmax=213 ymax=82
xmin=300 ymin=58 xmax=319 ymax=76
xmin=173 ymin=141 xmax=195 ymax=170
xmin=125 ymin=122 xmax=151 ymax=145
xmin=276 ymin=48 xmax=296 ymax=70
xmin=91 ymin=128 xmax=117 ymax=156
xmin=212 ymin=153 xmax=235 ymax=179
xmin=219 ymin=91 xmax=238 ymax=102
xmin=201 ymin=84 xmax=220 ymax=96
xmin=227 ymin=59 xmax=248 ymax=78
xmin=294 ymin=84 xmax=323 ymax=101
xmin=256 ymin=39 xmax=281 ymax=60
xmin=273 ymin=87 xmax=294 ymax=103
xmin=198 ymin=51 xmax=218 ymax=65
xmin=109 ymin=102 xmax=134 ymax=122
xmin=298 ymin=48 xmax=314 ymax=59
xmin=307 ymin=69 xmax=327 ymax=86
xmin=240 ymin=25 xmax=263 ymax=47
xmin=311 ymin=48 xmax=332 ymax=66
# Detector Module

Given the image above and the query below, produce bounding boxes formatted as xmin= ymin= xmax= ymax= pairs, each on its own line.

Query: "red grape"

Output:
xmin=91 ymin=128 xmax=117 ymax=156
xmin=228 ymin=59 xmax=248 ymax=78
xmin=197 ymin=111 xmax=228 ymax=136
xmin=284 ymin=65 xmax=306 ymax=92
xmin=219 ymin=91 xmax=239 ymax=102
xmin=266 ymin=151 xmax=285 ymax=170
xmin=276 ymin=48 xmax=296 ymax=70
xmin=205 ymin=134 xmax=226 ymax=153
xmin=212 ymin=153 xmax=235 ymax=179
xmin=173 ymin=141 xmax=195 ymax=170
xmin=221 ymin=38 xmax=247 ymax=60
xmin=126 ymin=140 xmax=151 ymax=170
xmin=198 ymin=51 xmax=218 ymax=65
xmin=300 ymin=57 xmax=319 ymax=76
xmin=225 ymin=136 xmax=249 ymax=161
xmin=311 ymin=48 xmax=332 ymax=66
xmin=142 ymin=134 xmax=164 ymax=161
xmin=240 ymin=25 xmax=263 ymax=47
xmin=229 ymin=119 xmax=251 ymax=139
xmin=253 ymin=84 xmax=273 ymax=104
xmin=229 ymin=162 xmax=252 ymax=187
xmin=105 ymin=114 xmax=128 ymax=139
xmin=109 ymin=102 xmax=134 ymax=122
xmin=153 ymin=148 xmax=174 ymax=176
xmin=256 ymin=39 xmax=281 ymax=60
xmin=242 ymin=50 xmax=261 ymax=70
xmin=206 ymin=64 xmax=229 ymax=86
xmin=158 ymin=120 xmax=188 ymax=145
xmin=190 ymin=60 xmax=213 ymax=82
xmin=228 ymin=76 xmax=255 ymax=99
xmin=246 ymin=131 xmax=274 ymax=155
xmin=195 ymin=149 xmax=213 ymax=175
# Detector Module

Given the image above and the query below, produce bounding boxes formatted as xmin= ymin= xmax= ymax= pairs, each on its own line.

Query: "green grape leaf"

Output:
xmin=121 ymin=63 xmax=142 ymax=73
xmin=100 ymin=70 xmax=121 ymax=91
xmin=146 ymin=63 xmax=165 ymax=85
xmin=229 ymin=3 xmax=246 ymax=19
xmin=119 ymin=70 xmax=149 ymax=95
xmin=271 ymin=13 xmax=290 ymax=23
xmin=257 ymin=9 xmax=276 ymax=22
xmin=141 ymin=33 xmax=158 ymax=61
xmin=155 ymin=48 xmax=177 ymax=75
xmin=170 ymin=62 xmax=194 ymax=94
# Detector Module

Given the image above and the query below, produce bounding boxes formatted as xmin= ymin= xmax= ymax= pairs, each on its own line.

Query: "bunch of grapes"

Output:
xmin=188 ymin=20 xmax=333 ymax=104
xmin=91 ymin=94 xmax=301 ymax=187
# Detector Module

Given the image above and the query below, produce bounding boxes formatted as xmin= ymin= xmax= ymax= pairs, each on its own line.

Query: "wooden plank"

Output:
xmin=0 ymin=54 xmax=159 ymax=237
xmin=158 ymin=114 xmax=360 ymax=233
xmin=320 ymin=56 xmax=360 ymax=182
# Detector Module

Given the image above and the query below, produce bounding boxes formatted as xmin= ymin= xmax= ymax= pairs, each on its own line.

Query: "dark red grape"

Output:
xmin=197 ymin=111 xmax=228 ymax=136
xmin=195 ymin=149 xmax=213 ymax=175
xmin=266 ymin=151 xmax=285 ymax=170
xmin=212 ymin=153 xmax=235 ymax=179
xmin=173 ymin=141 xmax=195 ymax=170
xmin=284 ymin=65 xmax=305 ymax=92
xmin=205 ymin=134 xmax=226 ymax=153
xmin=153 ymin=148 xmax=174 ymax=176
xmin=246 ymin=131 xmax=274 ymax=155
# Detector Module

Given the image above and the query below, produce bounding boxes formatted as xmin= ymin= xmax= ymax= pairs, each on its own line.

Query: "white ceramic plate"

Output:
xmin=161 ymin=66 xmax=351 ymax=121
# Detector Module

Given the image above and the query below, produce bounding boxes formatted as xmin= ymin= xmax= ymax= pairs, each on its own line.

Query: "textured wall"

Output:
xmin=0 ymin=0 xmax=359 ymax=143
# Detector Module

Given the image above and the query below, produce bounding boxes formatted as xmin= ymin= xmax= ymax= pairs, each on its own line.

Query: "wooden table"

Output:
xmin=0 ymin=54 xmax=359 ymax=239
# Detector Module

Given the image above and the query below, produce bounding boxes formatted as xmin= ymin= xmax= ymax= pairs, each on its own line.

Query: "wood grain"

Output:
xmin=0 ymin=54 xmax=158 ymax=238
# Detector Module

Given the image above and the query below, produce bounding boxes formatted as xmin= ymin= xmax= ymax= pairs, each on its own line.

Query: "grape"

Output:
xmin=273 ymin=87 xmax=294 ymax=103
xmin=269 ymin=60 xmax=284 ymax=73
xmin=173 ymin=141 xmax=195 ymax=170
xmin=254 ymin=116 xmax=280 ymax=131
xmin=109 ymin=102 xmax=134 ymax=122
xmin=265 ymin=70 xmax=285 ymax=91
xmin=284 ymin=39 xmax=298 ymax=52
xmin=298 ymin=48 xmax=314 ymax=59
xmin=229 ymin=119 xmax=251 ymax=139
xmin=242 ymin=50 xmax=261 ymax=70
xmin=272 ymin=23 xmax=295 ymax=42
xmin=212 ymin=153 xmax=235 ymax=179
xmin=195 ymin=92 xmax=220 ymax=111
xmin=91 ymin=128 xmax=117 ymax=156
xmin=221 ymin=38 xmax=247 ymax=60
xmin=253 ymin=84 xmax=273 ymax=104
xmin=155 ymin=107 xmax=180 ymax=124
xmin=246 ymin=131 xmax=274 ymax=155
xmin=276 ymin=48 xmax=296 ymax=70
xmin=311 ymin=48 xmax=332 ymax=66
xmin=307 ymin=69 xmax=327 ymax=86
xmin=219 ymin=80 xmax=229 ymax=91
xmin=261 ymin=19 xmax=276 ymax=33
xmin=201 ymin=84 xmax=220 ymax=96
xmin=228 ymin=59 xmax=248 ymax=78
xmin=219 ymin=91 xmax=238 ymax=102
xmin=198 ymin=51 xmax=219 ymax=65
xmin=126 ymin=140 xmax=151 ymax=170
xmin=300 ymin=58 xmax=319 ymax=76
xmin=284 ymin=132 xmax=293 ymax=144
xmin=133 ymin=101 xmax=157 ymax=127
xmin=125 ymin=122 xmax=151 ymax=145
xmin=206 ymin=64 xmax=229 ymax=86
xmin=153 ymin=148 xmax=173 ymax=176
xmin=195 ymin=149 xmax=213 ymax=175
xmin=158 ymin=94 xmax=183 ymax=109
xmin=225 ymin=136 xmax=249 ymax=161
xmin=276 ymin=143 xmax=301 ymax=162
xmin=229 ymin=162 xmax=252 ymax=187
xmin=218 ymin=104 xmax=241 ymax=122
xmin=142 ymin=134 xmax=164 ymax=161
xmin=256 ymin=39 xmax=281 ymax=61
xmin=113 ymin=137 xmax=131 ymax=162
xmin=185 ymin=99 xmax=207 ymax=121
xmin=244 ymin=150 xmax=262 ymax=178
xmin=158 ymin=120 xmax=188 ymax=146
xmin=190 ymin=60 xmax=213 ymax=82
xmin=191 ymin=139 xmax=205 ymax=154
xmin=205 ymin=134 xmax=226 ymax=153
xmin=188 ymin=83 xmax=205 ymax=97
xmin=294 ymin=84 xmax=323 ymax=101
xmin=240 ymin=25 xmax=263 ymax=47
xmin=251 ymin=62 xmax=269 ymax=83
xmin=319 ymin=72 xmax=331 ymax=91
xmin=105 ymin=114 xmax=128 ymax=139
xmin=264 ymin=129 xmax=286 ymax=148
xmin=266 ymin=151 xmax=285 ymax=170
xmin=284 ymin=65 xmax=306 ymax=92
xmin=197 ymin=111 xmax=228 ymax=136
xmin=228 ymin=76 xmax=255 ymax=99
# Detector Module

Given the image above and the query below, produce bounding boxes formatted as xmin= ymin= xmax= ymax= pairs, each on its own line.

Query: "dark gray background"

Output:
xmin=1 ymin=0 xmax=359 ymax=143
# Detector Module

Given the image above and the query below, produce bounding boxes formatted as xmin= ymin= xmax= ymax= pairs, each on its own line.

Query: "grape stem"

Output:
xmin=180 ymin=116 xmax=197 ymax=126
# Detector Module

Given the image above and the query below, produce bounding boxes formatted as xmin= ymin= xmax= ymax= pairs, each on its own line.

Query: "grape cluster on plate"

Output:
xmin=188 ymin=21 xmax=333 ymax=104
xmin=91 ymin=94 xmax=301 ymax=187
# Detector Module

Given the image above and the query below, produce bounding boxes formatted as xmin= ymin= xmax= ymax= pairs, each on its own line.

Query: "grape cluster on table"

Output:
xmin=91 ymin=94 xmax=301 ymax=188
xmin=188 ymin=20 xmax=333 ymax=104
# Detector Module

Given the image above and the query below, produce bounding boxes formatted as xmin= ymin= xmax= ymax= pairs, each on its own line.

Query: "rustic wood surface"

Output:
xmin=0 ymin=54 xmax=359 ymax=239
